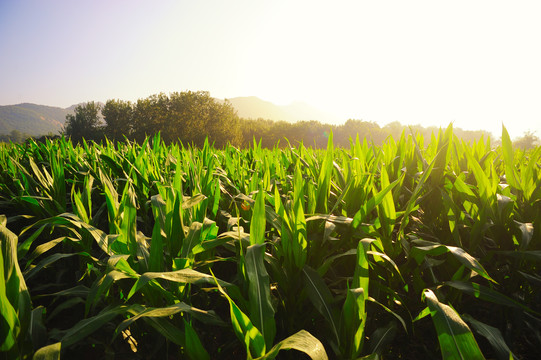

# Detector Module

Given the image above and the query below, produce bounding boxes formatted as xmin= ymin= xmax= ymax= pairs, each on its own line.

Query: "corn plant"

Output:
xmin=0 ymin=126 xmax=539 ymax=359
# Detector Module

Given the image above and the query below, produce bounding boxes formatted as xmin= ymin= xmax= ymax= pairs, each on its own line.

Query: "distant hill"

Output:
xmin=223 ymin=96 xmax=341 ymax=123
xmin=0 ymin=103 xmax=71 ymax=136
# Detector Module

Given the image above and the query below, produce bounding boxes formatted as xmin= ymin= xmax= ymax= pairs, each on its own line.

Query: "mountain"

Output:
xmin=0 ymin=103 xmax=71 ymax=136
xmin=223 ymin=96 xmax=341 ymax=123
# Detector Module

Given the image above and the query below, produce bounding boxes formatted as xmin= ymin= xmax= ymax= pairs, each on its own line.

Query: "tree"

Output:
xmin=0 ymin=130 xmax=32 ymax=143
xmin=162 ymin=91 xmax=240 ymax=147
xmin=102 ymin=99 xmax=133 ymax=141
xmin=64 ymin=102 xmax=103 ymax=143
xmin=513 ymin=130 xmax=540 ymax=150
xmin=131 ymin=93 xmax=170 ymax=142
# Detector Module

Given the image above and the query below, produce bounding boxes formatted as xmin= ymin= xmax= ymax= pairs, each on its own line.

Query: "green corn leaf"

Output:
xmin=250 ymin=188 xmax=266 ymax=246
xmin=99 ymin=170 xmax=120 ymax=234
xmin=0 ymin=245 xmax=19 ymax=352
xmin=148 ymin=220 xmax=164 ymax=272
xmin=46 ymin=213 xmax=109 ymax=255
xmin=501 ymin=125 xmax=520 ymax=190
xmin=340 ymin=287 xmax=365 ymax=358
xmin=411 ymin=240 xmax=496 ymax=284
xmin=413 ymin=307 xmax=431 ymax=322
xmin=518 ymin=271 xmax=541 ymax=287
xmin=120 ymin=305 xmax=186 ymax=346
xmin=49 ymin=149 xmax=66 ymax=212
xmin=422 ymin=289 xmax=485 ymax=360
xmin=444 ymin=281 xmax=539 ymax=315
xmin=17 ymin=224 xmax=46 ymax=259
xmin=463 ymin=145 xmax=494 ymax=200
xmin=302 ymin=266 xmax=340 ymax=347
xmin=255 ymin=330 xmax=328 ymax=360
xmin=213 ymin=271 xmax=266 ymax=358
xmin=520 ymin=146 xmax=541 ymax=198
xmin=61 ymin=305 xmax=133 ymax=348
xmin=39 ymin=285 xmax=90 ymax=299
xmin=47 ymin=297 xmax=86 ymax=322
xmin=497 ymin=250 xmax=541 ymax=262
xmin=245 ymin=243 xmax=276 ymax=349
xmin=32 ymin=342 xmax=61 ymax=360
xmin=116 ymin=302 xmax=224 ymax=335
xmin=368 ymin=321 xmax=397 ymax=355
xmin=182 ymin=193 xmax=207 ymax=210
xmin=353 ymin=239 xmax=372 ymax=294
xmin=357 ymin=354 xmax=380 ymax=360
xmin=366 ymin=297 xmax=407 ymax=333
xmin=462 ymin=314 xmax=516 ymax=360
xmin=193 ymin=218 xmax=217 ymax=255
xmin=28 ymin=157 xmax=51 ymax=190
xmin=29 ymin=306 xmax=47 ymax=351
xmin=184 ymin=319 xmax=210 ymax=360
xmin=398 ymin=151 xmax=438 ymax=248
xmin=86 ymin=270 xmax=134 ymax=315
xmin=181 ymin=221 xmax=204 ymax=259
xmin=316 ymin=131 xmax=333 ymax=213
xmin=317 ymin=248 xmax=357 ymax=276
xmin=377 ymin=166 xmax=397 ymax=253
xmin=24 ymin=252 xmax=91 ymax=281
xmin=514 ymin=221 xmax=534 ymax=251
xmin=292 ymin=164 xmax=308 ymax=269
xmin=120 ymin=184 xmax=138 ymax=259
xmin=432 ymin=124 xmax=453 ymax=183
xmin=25 ymin=237 xmax=67 ymax=268
xmin=127 ymin=268 xmax=233 ymax=300
xmin=367 ymin=250 xmax=405 ymax=284
xmin=352 ymin=176 xmax=401 ymax=230
xmin=166 ymin=192 xmax=184 ymax=259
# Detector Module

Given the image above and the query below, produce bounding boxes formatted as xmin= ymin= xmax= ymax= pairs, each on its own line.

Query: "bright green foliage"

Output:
xmin=0 ymin=128 xmax=539 ymax=359
xmin=0 ymin=215 xmax=31 ymax=359
xmin=423 ymin=289 xmax=485 ymax=360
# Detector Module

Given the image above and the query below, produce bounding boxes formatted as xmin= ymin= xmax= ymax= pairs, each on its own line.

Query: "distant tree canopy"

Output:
xmin=63 ymin=101 xmax=102 ymax=143
xmin=62 ymin=91 xmax=497 ymax=148
xmin=513 ymin=130 xmax=540 ymax=150
xmin=102 ymin=99 xmax=133 ymax=142
xmin=74 ymin=91 xmax=241 ymax=147
xmin=0 ymin=129 xmax=32 ymax=143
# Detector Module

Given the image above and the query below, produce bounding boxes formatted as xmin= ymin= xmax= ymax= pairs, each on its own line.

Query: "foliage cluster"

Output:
xmin=65 ymin=91 xmax=241 ymax=147
xmin=0 ymin=126 xmax=540 ymax=359
xmin=62 ymin=91 xmax=503 ymax=148
xmin=0 ymin=130 xmax=33 ymax=144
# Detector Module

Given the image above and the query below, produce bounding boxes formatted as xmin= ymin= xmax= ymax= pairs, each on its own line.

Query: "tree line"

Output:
xmin=59 ymin=90 xmax=533 ymax=148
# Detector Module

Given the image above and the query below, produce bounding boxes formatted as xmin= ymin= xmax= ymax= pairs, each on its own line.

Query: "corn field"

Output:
xmin=1 ymin=125 xmax=540 ymax=359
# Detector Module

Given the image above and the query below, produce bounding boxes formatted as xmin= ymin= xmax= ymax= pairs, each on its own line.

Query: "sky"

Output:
xmin=1 ymin=0 xmax=540 ymax=139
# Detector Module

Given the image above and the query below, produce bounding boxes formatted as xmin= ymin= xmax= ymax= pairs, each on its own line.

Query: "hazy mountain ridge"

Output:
xmin=0 ymin=97 xmax=341 ymax=136
xmin=0 ymin=103 xmax=71 ymax=136
xmin=224 ymin=96 xmax=341 ymax=123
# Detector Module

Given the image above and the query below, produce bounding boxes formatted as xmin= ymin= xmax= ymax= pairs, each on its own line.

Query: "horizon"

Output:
xmin=1 ymin=0 xmax=540 ymax=139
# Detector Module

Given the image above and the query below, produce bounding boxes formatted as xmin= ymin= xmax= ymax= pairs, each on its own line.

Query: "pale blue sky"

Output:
xmin=1 ymin=0 xmax=540 ymax=139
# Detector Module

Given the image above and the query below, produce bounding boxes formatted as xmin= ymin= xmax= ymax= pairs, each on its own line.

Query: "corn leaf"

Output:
xmin=213 ymin=271 xmax=266 ymax=358
xmin=302 ymin=266 xmax=340 ymax=347
xmin=184 ymin=319 xmax=210 ymax=360
xmin=444 ymin=281 xmax=538 ymax=315
xmin=462 ymin=314 xmax=515 ymax=360
xmin=501 ymin=125 xmax=520 ymax=190
xmin=32 ymin=342 xmax=61 ymax=360
xmin=423 ymin=289 xmax=485 ymax=360
xmin=250 ymin=188 xmax=266 ymax=246
xmin=411 ymin=240 xmax=496 ymax=283
xmin=245 ymin=243 xmax=276 ymax=349
xmin=255 ymin=330 xmax=328 ymax=360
